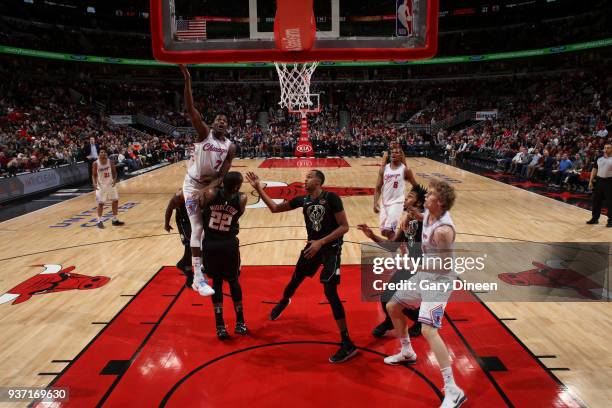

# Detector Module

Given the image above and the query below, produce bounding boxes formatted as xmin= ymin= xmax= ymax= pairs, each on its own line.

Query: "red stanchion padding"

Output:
xmin=274 ymin=0 xmax=316 ymax=52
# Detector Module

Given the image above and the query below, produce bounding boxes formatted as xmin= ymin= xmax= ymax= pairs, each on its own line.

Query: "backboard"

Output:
xmin=150 ymin=0 xmax=439 ymax=63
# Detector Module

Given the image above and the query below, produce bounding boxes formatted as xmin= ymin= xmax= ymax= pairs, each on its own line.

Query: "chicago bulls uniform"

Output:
xmin=393 ymin=209 xmax=456 ymax=328
xmin=380 ymin=163 xmax=406 ymax=233
xmin=95 ymin=158 xmax=118 ymax=203
xmin=183 ymin=131 xmax=232 ymax=217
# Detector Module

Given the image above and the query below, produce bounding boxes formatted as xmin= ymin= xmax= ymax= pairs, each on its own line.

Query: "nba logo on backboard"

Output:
xmin=396 ymin=0 xmax=413 ymax=37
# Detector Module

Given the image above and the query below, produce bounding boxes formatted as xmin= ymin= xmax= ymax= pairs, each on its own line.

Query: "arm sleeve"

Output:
xmin=328 ymin=192 xmax=344 ymax=213
xmin=289 ymin=195 xmax=305 ymax=209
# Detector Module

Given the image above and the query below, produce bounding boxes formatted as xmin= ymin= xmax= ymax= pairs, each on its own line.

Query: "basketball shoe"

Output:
xmin=440 ymin=385 xmax=466 ymax=408
xmin=269 ymin=298 xmax=291 ymax=320
xmin=384 ymin=349 xmax=417 ymax=365
xmin=192 ymin=276 xmax=215 ymax=296
xmin=329 ymin=340 xmax=358 ymax=363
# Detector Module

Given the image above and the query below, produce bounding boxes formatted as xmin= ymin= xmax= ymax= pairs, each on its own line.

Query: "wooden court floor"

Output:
xmin=0 ymin=157 xmax=609 ymax=407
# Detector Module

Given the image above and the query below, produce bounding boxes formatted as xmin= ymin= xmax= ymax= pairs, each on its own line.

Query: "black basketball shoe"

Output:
xmin=269 ymin=298 xmax=291 ymax=321
xmin=371 ymin=320 xmax=393 ymax=338
xmin=329 ymin=341 xmax=358 ymax=363
xmin=216 ymin=325 xmax=230 ymax=340
xmin=235 ymin=322 xmax=248 ymax=335
xmin=112 ymin=219 xmax=125 ymax=226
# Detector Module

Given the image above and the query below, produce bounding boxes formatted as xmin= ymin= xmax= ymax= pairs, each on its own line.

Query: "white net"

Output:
xmin=274 ymin=62 xmax=319 ymax=110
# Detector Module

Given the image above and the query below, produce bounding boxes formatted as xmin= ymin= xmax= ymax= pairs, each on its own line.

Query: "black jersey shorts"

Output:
xmin=294 ymin=242 xmax=342 ymax=284
xmin=202 ymin=238 xmax=241 ymax=282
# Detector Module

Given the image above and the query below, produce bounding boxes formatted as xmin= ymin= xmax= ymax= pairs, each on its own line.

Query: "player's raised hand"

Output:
xmin=357 ymin=224 xmax=374 ymax=239
xmin=245 ymin=172 xmax=261 ymax=190
xmin=179 ymin=64 xmax=190 ymax=80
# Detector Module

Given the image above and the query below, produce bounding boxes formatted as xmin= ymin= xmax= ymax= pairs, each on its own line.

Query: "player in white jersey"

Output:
xmin=374 ymin=145 xmax=418 ymax=238
xmin=384 ymin=180 xmax=466 ymax=408
xmin=180 ymin=64 xmax=237 ymax=297
xmin=92 ymin=149 xmax=124 ymax=229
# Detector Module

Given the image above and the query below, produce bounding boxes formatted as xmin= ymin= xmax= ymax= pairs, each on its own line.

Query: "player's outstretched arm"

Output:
xmin=179 ymin=64 xmax=209 ymax=142
xmin=164 ymin=193 xmax=182 ymax=232
xmin=245 ymin=172 xmax=293 ymax=213
xmin=357 ymin=224 xmax=385 ymax=243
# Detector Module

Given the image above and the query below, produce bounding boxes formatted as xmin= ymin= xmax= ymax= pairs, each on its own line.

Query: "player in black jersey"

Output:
xmin=358 ymin=184 xmax=428 ymax=338
xmin=164 ymin=189 xmax=193 ymax=288
xmin=246 ymin=170 xmax=357 ymax=363
xmin=200 ymin=171 xmax=247 ymax=339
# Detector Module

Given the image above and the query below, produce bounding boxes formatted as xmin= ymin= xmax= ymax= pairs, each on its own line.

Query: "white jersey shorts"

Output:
xmin=392 ymin=271 xmax=454 ymax=329
xmin=379 ymin=202 xmax=404 ymax=232
xmin=96 ymin=186 xmax=119 ymax=203
xmin=182 ymin=174 xmax=208 ymax=217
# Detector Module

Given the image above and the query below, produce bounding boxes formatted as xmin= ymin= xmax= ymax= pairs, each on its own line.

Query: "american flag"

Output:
xmin=175 ymin=19 xmax=207 ymax=41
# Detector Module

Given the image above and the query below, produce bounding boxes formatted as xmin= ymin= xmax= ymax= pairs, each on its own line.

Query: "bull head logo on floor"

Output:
xmin=498 ymin=260 xmax=608 ymax=300
xmin=0 ymin=264 xmax=110 ymax=305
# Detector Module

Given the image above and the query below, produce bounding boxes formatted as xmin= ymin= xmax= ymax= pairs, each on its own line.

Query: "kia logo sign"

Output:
xmin=297 ymin=159 xmax=313 ymax=167
xmin=296 ymin=144 xmax=312 ymax=153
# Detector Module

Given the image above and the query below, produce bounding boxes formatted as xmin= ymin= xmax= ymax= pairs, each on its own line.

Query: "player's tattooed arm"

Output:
xmin=209 ymin=144 xmax=236 ymax=188
xmin=179 ymin=64 xmax=209 ymax=142
xmin=245 ymin=172 xmax=293 ymax=213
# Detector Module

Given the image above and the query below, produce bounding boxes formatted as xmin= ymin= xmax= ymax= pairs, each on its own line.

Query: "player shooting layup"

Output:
xmin=180 ymin=64 xmax=237 ymax=297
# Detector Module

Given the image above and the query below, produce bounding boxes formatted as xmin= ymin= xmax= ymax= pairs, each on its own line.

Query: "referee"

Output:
xmin=586 ymin=144 xmax=612 ymax=227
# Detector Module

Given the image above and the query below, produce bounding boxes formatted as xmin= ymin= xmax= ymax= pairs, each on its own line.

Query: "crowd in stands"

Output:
xmin=2 ymin=54 xmax=610 ymax=204
xmin=440 ymin=71 xmax=610 ymax=192
xmin=0 ymin=72 xmax=188 ymax=177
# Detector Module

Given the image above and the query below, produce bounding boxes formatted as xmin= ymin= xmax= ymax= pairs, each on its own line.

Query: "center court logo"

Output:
xmin=0 ymin=264 xmax=110 ymax=305
xmin=247 ymin=181 xmax=374 ymax=209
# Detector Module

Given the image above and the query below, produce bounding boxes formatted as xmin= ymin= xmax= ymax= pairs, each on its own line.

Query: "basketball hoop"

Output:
xmin=274 ymin=62 xmax=319 ymax=110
